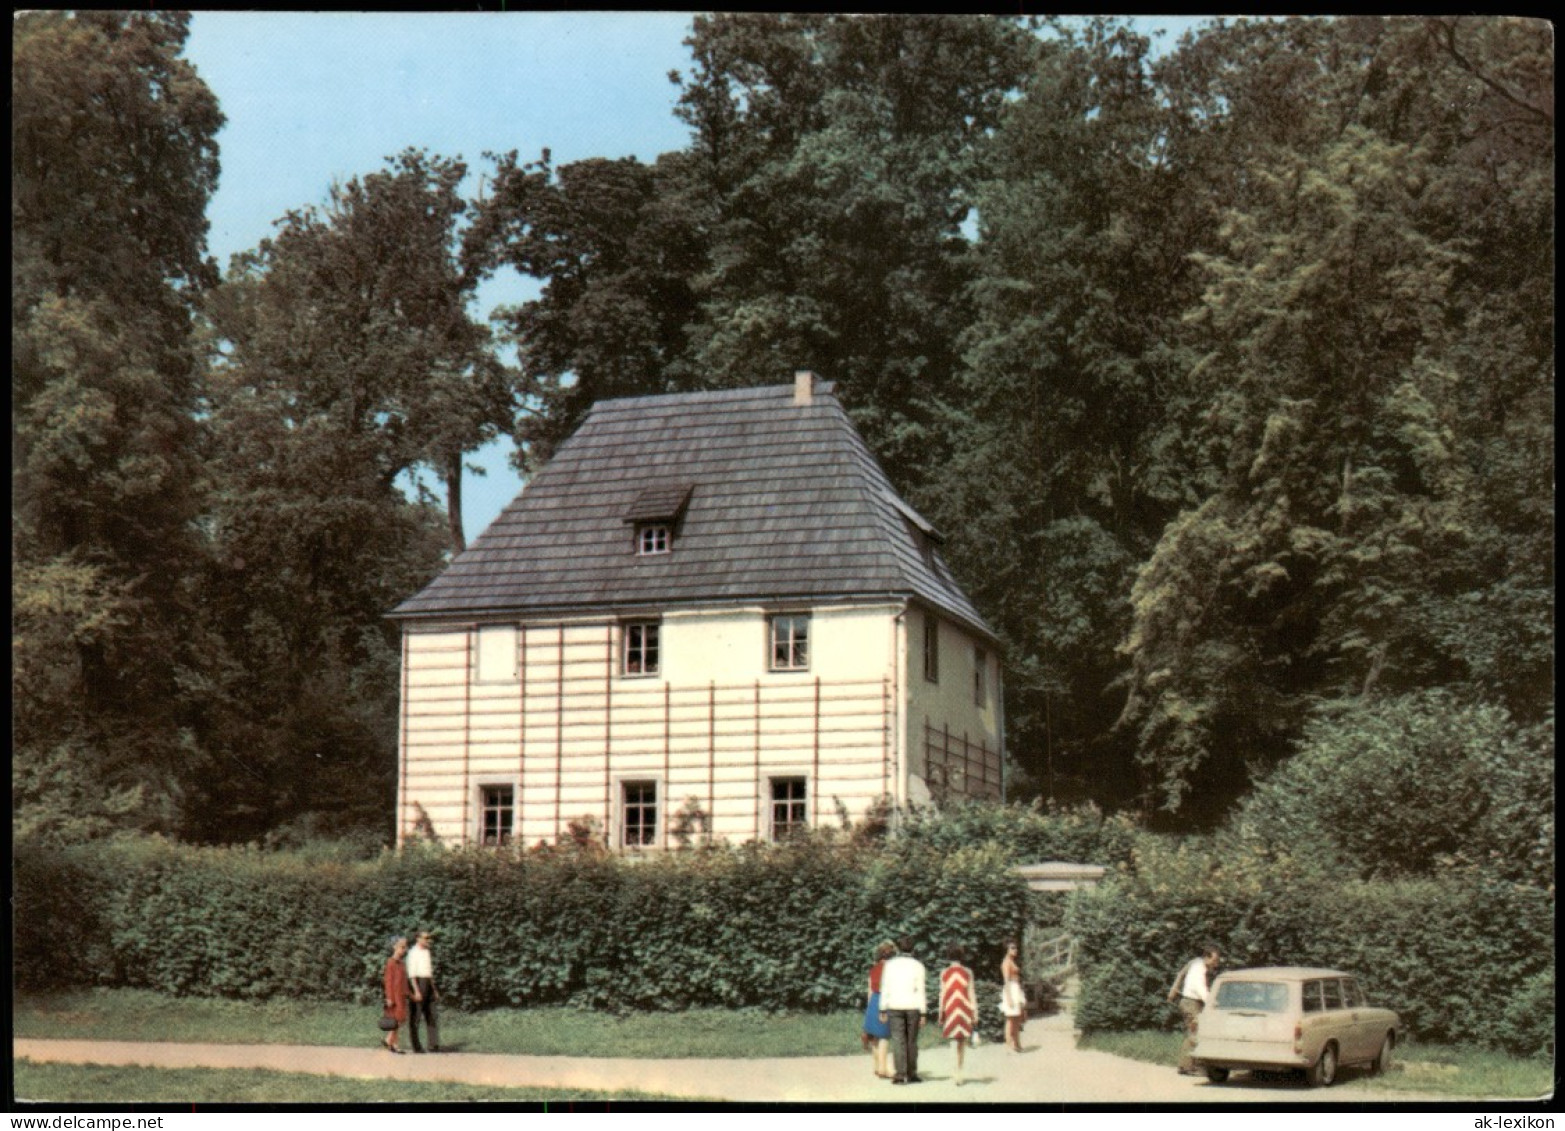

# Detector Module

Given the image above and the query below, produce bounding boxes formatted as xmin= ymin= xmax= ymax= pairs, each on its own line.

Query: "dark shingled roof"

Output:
xmin=390 ymin=382 xmax=995 ymax=639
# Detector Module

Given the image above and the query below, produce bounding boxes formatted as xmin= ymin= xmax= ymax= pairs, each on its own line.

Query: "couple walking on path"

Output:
xmin=381 ymin=931 xmax=441 ymax=1054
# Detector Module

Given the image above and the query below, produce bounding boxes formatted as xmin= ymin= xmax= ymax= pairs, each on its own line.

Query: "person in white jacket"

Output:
xmin=878 ymin=937 xmax=928 ymax=1084
xmin=1167 ymin=944 xmax=1221 ymax=1074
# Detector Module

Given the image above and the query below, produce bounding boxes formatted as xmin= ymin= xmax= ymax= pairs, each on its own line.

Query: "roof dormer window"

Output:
xmin=625 ymin=482 xmax=692 ymax=557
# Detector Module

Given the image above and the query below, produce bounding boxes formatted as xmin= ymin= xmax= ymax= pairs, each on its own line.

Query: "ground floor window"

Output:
xmin=769 ymin=776 xmax=808 ymax=841
xmin=622 ymin=780 xmax=659 ymax=848
xmin=480 ymin=784 xmax=514 ymax=846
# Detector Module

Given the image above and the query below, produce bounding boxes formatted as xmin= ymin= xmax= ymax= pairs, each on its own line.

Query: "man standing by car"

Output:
xmin=407 ymin=930 xmax=440 ymax=1053
xmin=878 ymin=936 xmax=928 ymax=1084
xmin=1167 ymin=944 xmax=1220 ymax=1075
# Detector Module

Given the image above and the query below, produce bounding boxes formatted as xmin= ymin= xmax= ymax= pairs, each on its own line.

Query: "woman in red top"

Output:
xmin=862 ymin=940 xmax=895 ymax=1078
xmin=382 ymin=936 xmax=410 ymax=1053
xmin=940 ymin=944 xmax=977 ymax=1086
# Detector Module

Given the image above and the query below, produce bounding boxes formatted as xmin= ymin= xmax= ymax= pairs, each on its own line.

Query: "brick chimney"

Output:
xmin=793 ymin=369 xmax=818 ymax=406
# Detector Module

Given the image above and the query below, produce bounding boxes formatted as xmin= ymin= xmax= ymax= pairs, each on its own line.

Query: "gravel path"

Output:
xmin=15 ymin=1011 xmax=1455 ymax=1104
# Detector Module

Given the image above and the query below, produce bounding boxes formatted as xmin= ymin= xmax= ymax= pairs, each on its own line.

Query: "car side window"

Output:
xmin=1341 ymin=978 xmax=1364 ymax=1008
xmin=1302 ymin=981 xmax=1324 ymax=1012
xmin=1321 ymin=979 xmax=1344 ymax=1010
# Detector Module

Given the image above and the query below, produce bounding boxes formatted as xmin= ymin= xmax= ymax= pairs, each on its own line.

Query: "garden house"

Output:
xmin=389 ymin=373 xmax=1004 ymax=849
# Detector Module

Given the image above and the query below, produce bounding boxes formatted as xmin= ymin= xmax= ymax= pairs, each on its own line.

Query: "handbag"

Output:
xmin=379 ymin=1010 xmax=398 ymax=1032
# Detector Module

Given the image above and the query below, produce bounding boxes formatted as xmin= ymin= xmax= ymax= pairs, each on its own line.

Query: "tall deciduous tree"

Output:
xmin=190 ymin=150 xmax=500 ymax=839
xmin=1118 ymin=17 xmax=1553 ymax=819
xmin=672 ymin=13 xmax=1037 ymax=487
xmin=210 ymin=149 xmax=508 ymax=551
xmin=925 ymin=19 xmax=1210 ymax=808
xmin=462 ymin=149 xmax=706 ymax=469
xmin=13 ymin=11 xmax=223 ymax=839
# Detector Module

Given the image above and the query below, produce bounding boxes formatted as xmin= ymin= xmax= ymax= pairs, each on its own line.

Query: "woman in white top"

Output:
xmin=1000 ymin=938 xmax=1026 ymax=1053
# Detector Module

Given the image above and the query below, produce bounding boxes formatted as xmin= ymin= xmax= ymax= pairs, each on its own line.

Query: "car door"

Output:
xmin=1317 ymin=977 xmax=1351 ymax=1060
xmin=1340 ymin=977 xmax=1377 ymax=1062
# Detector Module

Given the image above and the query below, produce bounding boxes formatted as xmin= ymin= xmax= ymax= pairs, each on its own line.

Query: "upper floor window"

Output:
xmin=475 ymin=624 xmax=517 ymax=683
xmin=623 ymin=621 xmax=660 ymax=676
xmin=636 ymin=524 xmax=671 ymax=555
xmin=479 ymin=784 xmax=514 ymax=847
xmin=770 ymin=777 xmax=808 ymax=841
xmin=923 ymin=614 xmax=940 ymax=683
xmin=769 ymin=614 xmax=810 ymax=671
xmin=973 ymin=646 xmax=988 ymax=707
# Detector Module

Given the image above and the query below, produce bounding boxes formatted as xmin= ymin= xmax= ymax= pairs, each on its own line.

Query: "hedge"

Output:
xmin=1067 ymin=838 xmax=1555 ymax=1055
xmin=12 ymin=834 xmax=1032 ymax=1015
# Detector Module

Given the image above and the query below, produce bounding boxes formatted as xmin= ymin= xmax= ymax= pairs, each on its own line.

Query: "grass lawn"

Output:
xmin=13 ymin=1060 xmax=687 ymax=1104
xmin=1077 ymin=1029 xmax=1554 ymax=1100
xmin=17 ymin=988 xmax=935 ymax=1059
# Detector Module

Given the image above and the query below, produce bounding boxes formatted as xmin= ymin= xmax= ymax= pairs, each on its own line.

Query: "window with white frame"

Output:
xmin=973 ymin=646 xmax=988 ymax=707
xmin=479 ymin=784 xmax=514 ymax=846
xmin=623 ymin=621 xmax=660 ymax=676
xmin=769 ymin=613 xmax=809 ymax=671
xmin=621 ymin=780 xmax=659 ymax=848
xmin=636 ymin=524 xmax=670 ymax=555
xmin=924 ymin=614 xmax=940 ymax=683
xmin=770 ymin=777 xmax=808 ymax=841
xmin=475 ymin=624 xmax=518 ymax=683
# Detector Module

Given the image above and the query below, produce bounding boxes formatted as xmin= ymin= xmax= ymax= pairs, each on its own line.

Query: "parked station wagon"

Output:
xmin=1192 ymin=967 xmax=1401 ymax=1086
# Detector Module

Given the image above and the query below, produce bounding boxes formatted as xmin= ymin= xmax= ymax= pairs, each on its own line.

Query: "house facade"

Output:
xmin=389 ymin=374 xmax=1003 ymax=849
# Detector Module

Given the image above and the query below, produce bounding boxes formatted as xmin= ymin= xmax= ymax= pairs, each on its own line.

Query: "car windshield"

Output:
xmin=1214 ymin=981 xmax=1290 ymax=1012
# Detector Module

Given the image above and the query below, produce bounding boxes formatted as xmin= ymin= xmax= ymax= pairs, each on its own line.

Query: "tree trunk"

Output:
xmin=444 ymin=450 xmax=466 ymax=554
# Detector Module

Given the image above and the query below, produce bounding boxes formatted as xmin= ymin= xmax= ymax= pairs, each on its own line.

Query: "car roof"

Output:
xmin=1214 ymin=966 xmax=1353 ymax=981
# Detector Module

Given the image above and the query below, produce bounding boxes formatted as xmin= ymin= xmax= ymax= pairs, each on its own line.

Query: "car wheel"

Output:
xmin=1372 ymin=1033 xmax=1394 ymax=1075
xmin=1205 ymin=1067 xmax=1230 ymax=1084
xmin=1306 ymin=1042 xmax=1338 ymax=1087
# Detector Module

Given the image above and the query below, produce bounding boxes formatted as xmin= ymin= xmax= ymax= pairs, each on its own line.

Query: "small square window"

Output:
xmin=624 ymin=622 xmax=660 ymax=676
xmin=480 ymin=784 xmax=514 ymax=847
xmin=636 ymin=524 xmax=670 ymax=555
xmin=475 ymin=625 xmax=517 ymax=683
xmin=769 ymin=614 xmax=809 ymax=671
xmin=770 ymin=777 xmax=808 ymax=841
xmin=923 ymin=615 xmax=940 ymax=683
xmin=622 ymin=780 xmax=658 ymax=848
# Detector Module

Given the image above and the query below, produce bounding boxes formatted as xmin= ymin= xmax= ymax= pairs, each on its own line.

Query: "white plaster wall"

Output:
xmin=399 ymin=603 xmax=904 ymax=849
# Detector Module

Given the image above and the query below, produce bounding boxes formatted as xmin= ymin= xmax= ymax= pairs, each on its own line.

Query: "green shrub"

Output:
xmin=896 ymin=800 xmax=1143 ymax=867
xmin=12 ymin=832 xmax=1032 ymax=1014
xmin=1067 ymin=836 xmax=1555 ymax=1053
xmin=1231 ymin=691 xmax=1554 ymax=887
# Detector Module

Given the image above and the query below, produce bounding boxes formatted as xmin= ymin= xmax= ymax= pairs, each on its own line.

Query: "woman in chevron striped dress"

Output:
xmin=939 ymin=944 xmax=977 ymax=1086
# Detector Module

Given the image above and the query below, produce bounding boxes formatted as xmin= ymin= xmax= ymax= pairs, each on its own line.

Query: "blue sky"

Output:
xmin=183 ymin=13 xmax=1208 ymax=544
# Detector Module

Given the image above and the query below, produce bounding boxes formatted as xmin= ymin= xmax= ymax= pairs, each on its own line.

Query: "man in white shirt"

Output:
xmin=877 ymin=936 xmax=927 ymax=1084
xmin=407 ymin=930 xmax=440 ymax=1053
xmin=1167 ymin=944 xmax=1220 ymax=1074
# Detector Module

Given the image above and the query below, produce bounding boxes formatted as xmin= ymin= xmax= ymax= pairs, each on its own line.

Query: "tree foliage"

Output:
xmin=1115 ymin=17 xmax=1553 ymax=818
xmin=13 ymin=11 xmax=223 ymax=838
xmin=1228 ymin=691 xmax=1553 ymax=888
xmin=190 ymin=150 xmax=493 ymax=840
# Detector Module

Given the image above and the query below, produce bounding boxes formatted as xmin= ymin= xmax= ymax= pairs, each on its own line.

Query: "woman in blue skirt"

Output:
xmin=863 ymin=940 xmax=896 ymax=1078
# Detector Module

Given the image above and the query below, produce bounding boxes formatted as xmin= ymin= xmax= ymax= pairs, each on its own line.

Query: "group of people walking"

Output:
xmin=861 ymin=936 xmax=1028 ymax=1086
xmin=381 ymin=931 xmax=441 ymax=1054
